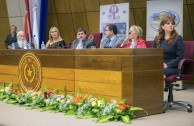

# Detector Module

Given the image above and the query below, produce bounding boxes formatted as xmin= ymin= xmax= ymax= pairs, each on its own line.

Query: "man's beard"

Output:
xmin=18 ymin=40 xmax=27 ymax=49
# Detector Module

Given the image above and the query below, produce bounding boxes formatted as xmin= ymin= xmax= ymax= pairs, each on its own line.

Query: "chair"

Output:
xmin=88 ymin=33 xmax=102 ymax=48
xmin=145 ymin=41 xmax=154 ymax=48
xmin=163 ymin=41 xmax=194 ymax=113
xmin=65 ymin=42 xmax=71 ymax=48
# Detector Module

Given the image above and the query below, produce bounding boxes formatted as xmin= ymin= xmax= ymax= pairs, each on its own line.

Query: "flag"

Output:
xmin=28 ymin=0 xmax=48 ymax=48
xmin=24 ymin=0 xmax=32 ymax=41
xmin=39 ymin=0 xmax=48 ymax=47
xmin=32 ymin=5 xmax=39 ymax=49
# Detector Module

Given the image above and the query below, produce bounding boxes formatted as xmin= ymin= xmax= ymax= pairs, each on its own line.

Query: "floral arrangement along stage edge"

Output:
xmin=0 ymin=81 xmax=148 ymax=124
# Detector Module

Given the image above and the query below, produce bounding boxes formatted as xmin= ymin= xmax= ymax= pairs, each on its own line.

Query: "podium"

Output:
xmin=0 ymin=49 xmax=163 ymax=116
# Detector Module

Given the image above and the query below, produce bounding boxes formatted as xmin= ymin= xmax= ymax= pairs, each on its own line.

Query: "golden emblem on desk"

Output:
xmin=19 ymin=52 xmax=42 ymax=91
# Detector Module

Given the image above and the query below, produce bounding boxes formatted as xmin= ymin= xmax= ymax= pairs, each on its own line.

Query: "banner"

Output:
xmin=100 ymin=3 xmax=129 ymax=39
xmin=146 ymin=0 xmax=183 ymax=41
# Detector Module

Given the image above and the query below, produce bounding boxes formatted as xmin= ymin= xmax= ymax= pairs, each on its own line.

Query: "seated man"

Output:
xmin=71 ymin=28 xmax=96 ymax=49
xmin=100 ymin=24 xmax=124 ymax=48
xmin=15 ymin=31 xmax=34 ymax=49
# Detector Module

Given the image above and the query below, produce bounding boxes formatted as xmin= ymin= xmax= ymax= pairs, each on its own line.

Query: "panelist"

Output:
xmin=46 ymin=27 xmax=66 ymax=49
xmin=100 ymin=24 xmax=123 ymax=48
xmin=14 ymin=31 xmax=34 ymax=49
xmin=153 ymin=16 xmax=184 ymax=79
xmin=71 ymin=28 xmax=96 ymax=49
xmin=4 ymin=25 xmax=17 ymax=49
xmin=118 ymin=25 xmax=146 ymax=48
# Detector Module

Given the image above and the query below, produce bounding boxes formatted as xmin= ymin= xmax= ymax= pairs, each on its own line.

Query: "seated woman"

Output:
xmin=46 ymin=27 xmax=66 ymax=49
xmin=117 ymin=25 xmax=146 ymax=48
xmin=153 ymin=16 xmax=184 ymax=80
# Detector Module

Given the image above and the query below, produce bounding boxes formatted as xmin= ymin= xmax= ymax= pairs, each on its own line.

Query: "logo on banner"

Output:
xmin=149 ymin=10 xmax=180 ymax=30
xmin=109 ymin=5 xmax=119 ymax=19
xmin=19 ymin=52 xmax=42 ymax=91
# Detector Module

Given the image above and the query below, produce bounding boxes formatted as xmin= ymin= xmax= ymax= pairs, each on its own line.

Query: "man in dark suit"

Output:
xmin=71 ymin=28 xmax=96 ymax=49
xmin=100 ymin=24 xmax=123 ymax=48
xmin=4 ymin=25 xmax=17 ymax=49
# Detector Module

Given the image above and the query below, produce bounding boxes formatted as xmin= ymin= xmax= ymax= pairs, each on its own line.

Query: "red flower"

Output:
xmin=118 ymin=103 xmax=130 ymax=110
xmin=44 ymin=92 xmax=53 ymax=99
xmin=10 ymin=87 xmax=19 ymax=92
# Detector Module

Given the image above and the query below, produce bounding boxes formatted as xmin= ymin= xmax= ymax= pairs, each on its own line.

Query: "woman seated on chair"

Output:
xmin=117 ymin=25 xmax=146 ymax=48
xmin=46 ymin=27 xmax=66 ymax=49
xmin=153 ymin=16 xmax=184 ymax=79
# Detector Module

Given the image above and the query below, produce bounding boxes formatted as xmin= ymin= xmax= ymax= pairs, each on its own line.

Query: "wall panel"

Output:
xmin=132 ymin=0 xmax=146 ymax=8
xmin=133 ymin=8 xmax=147 ymax=39
xmin=0 ymin=18 xmax=10 ymax=49
xmin=70 ymin=0 xmax=85 ymax=13
xmin=56 ymin=14 xmax=75 ymax=42
xmin=48 ymin=0 xmax=56 ymax=14
xmin=72 ymin=13 xmax=89 ymax=33
xmin=86 ymin=12 xmax=100 ymax=33
xmin=84 ymin=0 xmax=100 ymax=12
xmin=115 ymin=0 xmax=130 ymax=4
xmin=187 ymin=0 xmax=194 ymax=4
xmin=100 ymin=0 xmax=115 ymax=5
xmin=54 ymin=0 xmax=71 ymax=13
xmin=183 ymin=5 xmax=193 ymax=40
xmin=0 ymin=0 xmax=9 ymax=49
xmin=188 ymin=4 xmax=194 ymax=40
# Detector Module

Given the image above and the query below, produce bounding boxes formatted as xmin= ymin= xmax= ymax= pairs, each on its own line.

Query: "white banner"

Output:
xmin=100 ymin=3 xmax=129 ymax=39
xmin=146 ymin=0 xmax=183 ymax=41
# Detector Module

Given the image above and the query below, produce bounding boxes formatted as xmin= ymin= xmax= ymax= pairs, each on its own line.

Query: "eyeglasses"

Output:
xmin=128 ymin=31 xmax=132 ymax=34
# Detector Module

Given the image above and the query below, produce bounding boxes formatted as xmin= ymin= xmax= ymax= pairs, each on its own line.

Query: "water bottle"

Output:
xmin=11 ymin=43 xmax=15 ymax=49
xmin=41 ymin=41 xmax=46 ymax=49
xmin=130 ymin=39 xmax=137 ymax=48
xmin=28 ymin=41 xmax=32 ymax=49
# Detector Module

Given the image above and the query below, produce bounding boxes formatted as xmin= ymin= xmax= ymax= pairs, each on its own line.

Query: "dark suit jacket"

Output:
xmin=71 ymin=38 xmax=96 ymax=49
xmin=100 ymin=35 xmax=124 ymax=48
xmin=46 ymin=40 xmax=66 ymax=49
xmin=4 ymin=33 xmax=17 ymax=49
xmin=153 ymin=35 xmax=184 ymax=68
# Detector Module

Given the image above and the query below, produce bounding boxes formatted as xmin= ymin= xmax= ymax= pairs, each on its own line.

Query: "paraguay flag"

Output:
xmin=24 ymin=0 xmax=48 ymax=49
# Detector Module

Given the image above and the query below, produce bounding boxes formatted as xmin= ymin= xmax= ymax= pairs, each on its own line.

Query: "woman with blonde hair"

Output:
xmin=118 ymin=25 xmax=146 ymax=48
xmin=46 ymin=27 xmax=66 ymax=49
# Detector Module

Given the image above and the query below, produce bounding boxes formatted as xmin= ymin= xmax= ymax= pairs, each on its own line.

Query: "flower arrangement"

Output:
xmin=0 ymin=82 xmax=148 ymax=124
xmin=0 ymin=82 xmax=19 ymax=104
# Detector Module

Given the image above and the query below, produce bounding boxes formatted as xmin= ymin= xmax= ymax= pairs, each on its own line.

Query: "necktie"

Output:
xmin=105 ymin=39 xmax=111 ymax=47
xmin=77 ymin=41 xmax=83 ymax=49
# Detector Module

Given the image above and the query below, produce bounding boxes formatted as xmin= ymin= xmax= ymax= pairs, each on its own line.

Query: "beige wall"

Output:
xmin=1 ymin=0 xmax=194 ymax=49
xmin=6 ymin=0 xmax=26 ymax=31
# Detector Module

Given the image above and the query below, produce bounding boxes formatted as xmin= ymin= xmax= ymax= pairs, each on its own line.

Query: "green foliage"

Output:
xmin=0 ymin=81 xmax=148 ymax=124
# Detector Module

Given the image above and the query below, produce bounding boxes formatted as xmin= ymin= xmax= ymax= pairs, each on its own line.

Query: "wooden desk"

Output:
xmin=0 ymin=49 xmax=163 ymax=116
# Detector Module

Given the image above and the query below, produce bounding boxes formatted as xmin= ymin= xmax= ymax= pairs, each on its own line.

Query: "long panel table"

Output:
xmin=0 ymin=49 xmax=164 ymax=116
